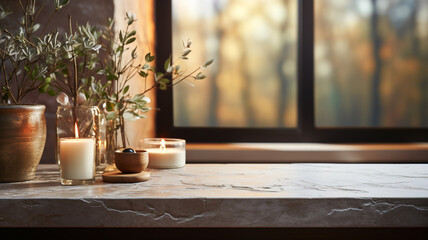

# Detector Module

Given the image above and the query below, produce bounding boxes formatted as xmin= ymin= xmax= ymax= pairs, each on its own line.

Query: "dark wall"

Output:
xmin=1 ymin=0 xmax=114 ymax=163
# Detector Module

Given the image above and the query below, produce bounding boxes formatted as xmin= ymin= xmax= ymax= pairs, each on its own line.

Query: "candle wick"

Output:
xmin=160 ymin=139 xmax=166 ymax=151
xmin=74 ymin=122 xmax=79 ymax=138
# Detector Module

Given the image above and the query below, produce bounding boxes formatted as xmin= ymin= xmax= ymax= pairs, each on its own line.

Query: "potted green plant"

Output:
xmin=0 ymin=0 xmax=70 ymax=182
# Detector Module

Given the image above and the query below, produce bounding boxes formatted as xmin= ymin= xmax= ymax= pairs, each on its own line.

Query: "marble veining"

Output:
xmin=0 ymin=164 xmax=428 ymax=227
xmin=327 ymin=199 xmax=428 ymax=216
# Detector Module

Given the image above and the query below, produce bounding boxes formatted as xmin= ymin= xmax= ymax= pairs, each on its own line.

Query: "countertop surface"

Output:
xmin=1 ymin=163 xmax=428 ymax=227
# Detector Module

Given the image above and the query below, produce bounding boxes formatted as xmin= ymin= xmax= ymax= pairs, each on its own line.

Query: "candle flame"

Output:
xmin=74 ymin=122 xmax=79 ymax=138
xmin=160 ymin=139 xmax=166 ymax=151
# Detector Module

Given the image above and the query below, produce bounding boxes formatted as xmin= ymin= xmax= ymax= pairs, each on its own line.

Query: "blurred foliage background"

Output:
xmin=172 ymin=0 xmax=428 ymax=128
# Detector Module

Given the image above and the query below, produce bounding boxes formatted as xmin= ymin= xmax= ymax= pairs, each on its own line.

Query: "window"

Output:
xmin=172 ymin=0 xmax=297 ymax=128
xmin=155 ymin=0 xmax=428 ymax=143
xmin=315 ymin=0 xmax=428 ymax=127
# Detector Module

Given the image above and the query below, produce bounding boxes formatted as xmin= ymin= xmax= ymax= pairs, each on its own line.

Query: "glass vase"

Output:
xmin=101 ymin=117 xmax=118 ymax=172
xmin=102 ymin=114 xmax=134 ymax=172
xmin=56 ymin=106 xmax=106 ymax=184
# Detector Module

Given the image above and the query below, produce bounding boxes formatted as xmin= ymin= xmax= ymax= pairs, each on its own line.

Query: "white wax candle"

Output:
xmin=147 ymin=148 xmax=186 ymax=169
xmin=60 ymin=137 xmax=95 ymax=180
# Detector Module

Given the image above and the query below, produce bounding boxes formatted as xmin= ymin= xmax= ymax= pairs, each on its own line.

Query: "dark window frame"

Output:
xmin=154 ymin=0 xmax=428 ymax=143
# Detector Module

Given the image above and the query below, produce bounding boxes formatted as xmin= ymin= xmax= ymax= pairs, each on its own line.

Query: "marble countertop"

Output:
xmin=1 ymin=164 xmax=428 ymax=227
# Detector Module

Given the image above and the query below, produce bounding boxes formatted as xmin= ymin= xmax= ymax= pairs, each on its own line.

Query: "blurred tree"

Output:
xmin=370 ymin=0 xmax=382 ymax=126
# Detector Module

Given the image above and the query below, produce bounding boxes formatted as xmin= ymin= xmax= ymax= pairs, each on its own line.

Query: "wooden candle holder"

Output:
xmin=114 ymin=150 xmax=149 ymax=173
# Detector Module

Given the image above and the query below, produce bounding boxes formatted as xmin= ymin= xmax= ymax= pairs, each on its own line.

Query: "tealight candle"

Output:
xmin=144 ymin=138 xmax=186 ymax=169
xmin=59 ymin=123 xmax=95 ymax=185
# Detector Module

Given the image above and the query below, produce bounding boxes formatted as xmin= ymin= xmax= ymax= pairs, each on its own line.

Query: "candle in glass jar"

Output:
xmin=145 ymin=138 xmax=186 ymax=169
xmin=60 ymin=137 xmax=95 ymax=180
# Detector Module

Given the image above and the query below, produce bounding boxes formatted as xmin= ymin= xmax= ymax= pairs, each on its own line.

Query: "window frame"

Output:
xmin=154 ymin=0 xmax=428 ymax=143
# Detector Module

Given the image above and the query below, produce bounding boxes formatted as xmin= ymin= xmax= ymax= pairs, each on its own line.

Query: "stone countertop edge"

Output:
xmin=0 ymin=164 xmax=427 ymax=228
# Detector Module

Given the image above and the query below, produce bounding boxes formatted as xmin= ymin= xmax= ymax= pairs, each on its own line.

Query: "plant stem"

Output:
xmin=120 ymin=116 xmax=126 ymax=148
xmin=172 ymin=67 xmax=201 ymax=87
xmin=1 ymin=62 xmax=18 ymax=104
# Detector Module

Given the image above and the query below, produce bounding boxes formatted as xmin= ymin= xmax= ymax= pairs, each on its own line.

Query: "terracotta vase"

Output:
xmin=0 ymin=105 xmax=46 ymax=182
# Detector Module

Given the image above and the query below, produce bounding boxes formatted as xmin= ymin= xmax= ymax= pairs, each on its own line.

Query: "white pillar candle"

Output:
xmin=145 ymin=138 xmax=186 ymax=169
xmin=60 ymin=137 xmax=95 ymax=180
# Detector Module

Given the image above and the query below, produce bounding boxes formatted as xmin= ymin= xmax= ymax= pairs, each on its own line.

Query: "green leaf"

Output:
xmin=127 ymin=30 xmax=136 ymax=38
xmin=159 ymin=78 xmax=170 ymax=84
xmin=48 ymin=89 xmax=57 ymax=96
xmin=111 ymin=93 xmax=118 ymax=101
xmin=31 ymin=23 xmax=40 ymax=33
xmin=119 ymin=30 xmax=123 ymax=43
xmin=159 ymin=82 xmax=167 ymax=90
xmin=107 ymin=73 xmax=118 ymax=80
xmin=123 ymin=85 xmax=129 ymax=94
xmin=55 ymin=0 xmax=70 ymax=10
xmin=106 ymin=101 xmax=115 ymax=111
xmin=105 ymin=111 xmax=116 ymax=120
xmin=97 ymin=69 xmax=106 ymax=75
xmin=116 ymin=46 xmax=123 ymax=54
xmin=38 ymin=83 xmax=49 ymax=93
xmin=103 ymin=81 xmax=112 ymax=88
xmin=0 ymin=8 xmax=12 ymax=20
xmin=131 ymin=46 xmax=137 ymax=59
xmin=127 ymin=13 xmax=136 ymax=25
xmin=164 ymin=56 xmax=171 ymax=72
xmin=182 ymin=48 xmax=191 ymax=57
xmin=81 ymin=78 xmax=88 ymax=85
xmin=138 ymin=70 xmax=148 ymax=78
xmin=155 ymin=72 xmax=164 ymax=81
xmin=91 ymin=83 xmax=98 ymax=92
xmin=195 ymin=72 xmax=207 ymax=80
xmin=125 ymin=37 xmax=136 ymax=45
xmin=145 ymin=53 xmax=151 ymax=61
xmin=145 ymin=52 xmax=155 ymax=62
xmin=202 ymin=59 xmax=214 ymax=68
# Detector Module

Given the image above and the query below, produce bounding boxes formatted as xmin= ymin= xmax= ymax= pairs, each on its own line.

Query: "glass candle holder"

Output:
xmin=59 ymin=137 xmax=95 ymax=185
xmin=56 ymin=106 xmax=100 ymax=185
xmin=143 ymin=138 xmax=186 ymax=169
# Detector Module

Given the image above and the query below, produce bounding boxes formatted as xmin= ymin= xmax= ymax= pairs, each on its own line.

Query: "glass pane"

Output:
xmin=315 ymin=0 xmax=428 ymax=127
xmin=172 ymin=0 xmax=298 ymax=128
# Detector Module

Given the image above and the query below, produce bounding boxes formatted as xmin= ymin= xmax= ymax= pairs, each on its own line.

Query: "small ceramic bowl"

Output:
xmin=115 ymin=150 xmax=149 ymax=173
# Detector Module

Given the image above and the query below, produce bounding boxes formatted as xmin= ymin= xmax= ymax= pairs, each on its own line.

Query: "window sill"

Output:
xmin=186 ymin=143 xmax=428 ymax=163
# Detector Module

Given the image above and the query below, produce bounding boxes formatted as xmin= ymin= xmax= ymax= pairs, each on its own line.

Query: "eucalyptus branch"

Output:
xmin=17 ymin=0 xmax=25 ymax=13
xmin=172 ymin=67 xmax=201 ymax=86
xmin=3 ymin=29 xmax=42 ymax=55
xmin=18 ymin=0 xmax=28 ymax=36
xmin=72 ymin=13 xmax=212 ymax=148
xmin=0 ymin=0 xmax=70 ymax=104
xmin=33 ymin=0 xmax=49 ymax=20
